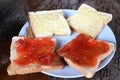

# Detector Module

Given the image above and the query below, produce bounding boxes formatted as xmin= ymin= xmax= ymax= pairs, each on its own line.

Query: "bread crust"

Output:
xmin=64 ymin=57 xmax=100 ymax=78
xmin=99 ymin=42 xmax=114 ymax=61
xmin=98 ymin=12 xmax=112 ymax=25
xmin=7 ymin=56 xmax=63 ymax=75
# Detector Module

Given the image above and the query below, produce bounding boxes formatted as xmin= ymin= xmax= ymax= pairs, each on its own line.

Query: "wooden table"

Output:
xmin=0 ymin=0 xmax=120 ymax=80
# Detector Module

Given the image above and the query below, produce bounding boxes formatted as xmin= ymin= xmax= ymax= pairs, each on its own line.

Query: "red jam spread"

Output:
xmin=58 ymin=33 xmax=109 ymax=67
xmin=13 ymin=37 xmax=56 ymax=66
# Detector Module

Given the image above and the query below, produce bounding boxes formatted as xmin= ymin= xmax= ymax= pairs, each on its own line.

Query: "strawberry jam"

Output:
xmin=13 ymin=37 xmax=55 ymax=66
xmin=58 ymin=33 xmax=109 ymax=67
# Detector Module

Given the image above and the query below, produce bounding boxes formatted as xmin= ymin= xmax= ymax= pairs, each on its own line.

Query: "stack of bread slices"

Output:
xmin=7 ymin=4 xmax=114 ymax=78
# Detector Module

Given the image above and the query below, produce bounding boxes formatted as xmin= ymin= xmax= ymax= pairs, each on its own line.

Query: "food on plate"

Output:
xmin=7 ymin=36 xmax=63 ymax=75
xmin=67 ymin=4 xmax=112 ymax=39
xmin=7 ymin=4 xmax=114 ymax=78
xmin=29 ymin=10 xmax=71 ymax=37
xmin=57 ymin=33 xmax=114 ymax=78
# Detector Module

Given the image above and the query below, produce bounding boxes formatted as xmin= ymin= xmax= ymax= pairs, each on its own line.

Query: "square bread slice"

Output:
xmin=29 ymin=10 xmax=71 ymax=37
xmin=7 ymin=36 xmax=64 ymax=75
xmin=67 ymin=4 xmax=112 ymax=39
xmin=57 ymin=33 xmax=114 ymax=78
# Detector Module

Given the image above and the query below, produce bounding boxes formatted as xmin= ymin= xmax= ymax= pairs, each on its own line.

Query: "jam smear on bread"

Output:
xmin=14 ymin=37 xmax=56 ymax=66
xmin=58 ymin=33 xmax=109 ymax=67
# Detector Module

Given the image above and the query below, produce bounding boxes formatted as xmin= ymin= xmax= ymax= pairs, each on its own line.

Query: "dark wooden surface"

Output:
xmin=0 ymin=0 xmax=120 ymax=80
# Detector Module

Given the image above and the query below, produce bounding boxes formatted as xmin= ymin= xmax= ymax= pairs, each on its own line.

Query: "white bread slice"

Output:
xmin=29 ymin=10 xmax=71 ymax=37
xmin=67 ymin=4 xmax=112 ymax=39
xmin=57 ymin=33 xmax=115 ymax=78
xmin=7 ymin=36 xmax=64 ymax=75
xmin=62 ymin=42 xmax=114 ymax=78
xmin=67 ymin=4 xmax=104 ymax=39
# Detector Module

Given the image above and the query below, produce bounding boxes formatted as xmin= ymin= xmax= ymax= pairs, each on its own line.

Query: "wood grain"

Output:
xmin=0 ymin=0 xmax=120 ymax=80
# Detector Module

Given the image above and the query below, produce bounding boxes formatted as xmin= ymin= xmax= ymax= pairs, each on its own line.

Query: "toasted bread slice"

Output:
xmin=7 ymin=36 xmax=64 ymax=75
xmin=29 ymin=10 xmax=71 ymax=37
xmin=67 ymin=4 xmax=112 ymax=39
xmin=57 ymin=33 xmax=114 ymax=78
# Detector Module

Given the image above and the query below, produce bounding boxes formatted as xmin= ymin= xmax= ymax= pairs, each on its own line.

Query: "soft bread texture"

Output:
xmin=62 ymin=42 xmax=114 ymax=78
xmin=67 ymin=4 xmax=112 ymax=39
xmin=7 ymin=37 xmax=64 ymax=75
xmin=98 ymin=12 xmax=112 ymax=25
xmin=29 ymin=10 xmax=71 ymax=37
xmin=78 ymin=4 xmax=112 ymax=25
